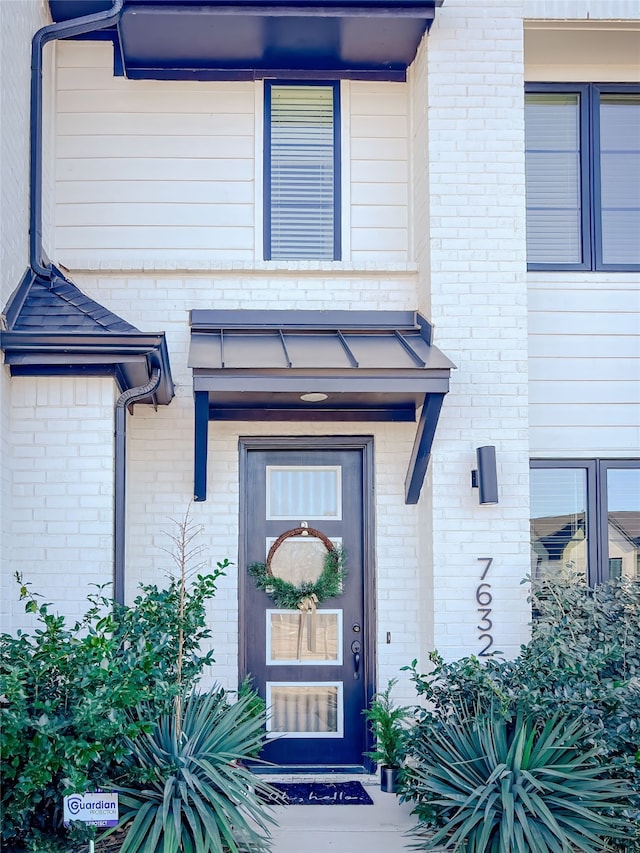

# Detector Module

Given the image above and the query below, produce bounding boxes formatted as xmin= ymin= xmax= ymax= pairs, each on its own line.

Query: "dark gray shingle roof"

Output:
xmin=10 ymin=267 xmax=139 ymax=334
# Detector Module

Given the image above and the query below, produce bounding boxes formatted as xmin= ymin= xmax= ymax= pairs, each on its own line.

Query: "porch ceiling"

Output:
xmin=47 ymin=0 xmax=444 ymax=81
xmin=188 ymin=310 xmax=454 ymax=504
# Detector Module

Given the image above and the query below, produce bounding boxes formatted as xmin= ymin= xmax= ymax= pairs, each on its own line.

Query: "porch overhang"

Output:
xmin=0 ymin=267 xmax=175 ymax=406
xmin=188 ymin=310 xmax=454 ymax=504
xmin=48 ymin=0 xmax=444 ymax=82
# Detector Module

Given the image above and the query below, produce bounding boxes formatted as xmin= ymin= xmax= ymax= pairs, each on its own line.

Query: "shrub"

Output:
xmin=402 ymin=574 xmax=640 ymax=851
xmin=363 ymin=677 xmax=412 ymax=770
xmin=0 ymin=512 xmax=227 ymax=852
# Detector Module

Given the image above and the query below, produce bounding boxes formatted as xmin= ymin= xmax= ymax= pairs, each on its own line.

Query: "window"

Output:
xmin=264 ymin=82 xmax=341 ymax=261
xmin=530 ymin=460 xmax=640 ymax=585
xmin=525 ymin=84 xmax=640 ymax=271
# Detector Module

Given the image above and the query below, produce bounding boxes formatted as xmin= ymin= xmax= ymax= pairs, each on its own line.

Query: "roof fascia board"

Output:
xmin=1 ymin=331 xmax=174 ymax=405
xmin=125 ymin=67 xmax=408 ymax=82
xmin=190 ymin=309 xmax=420 ymax=330
xmin=1 ymin=330 xmax=167 ymax=352
xmin=193 ymin=374 xmax=450 ymax=393
xmin=208 ymin=406 xmax=416 ymax=422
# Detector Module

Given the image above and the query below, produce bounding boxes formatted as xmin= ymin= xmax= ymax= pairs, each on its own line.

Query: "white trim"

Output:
xmin=266 ymin=608 xmax=344 ymax=666
xmin=254 ymin=80 xmax=264 ymax=262
xmin=266 ymin=681 xmax=344 ymax=739
xmin=340 ymin=80 xmax=351 ymax=262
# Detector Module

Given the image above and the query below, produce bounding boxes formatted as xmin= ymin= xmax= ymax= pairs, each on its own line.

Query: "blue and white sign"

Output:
xmin=63 ymin=792 xmax=119 ymax=828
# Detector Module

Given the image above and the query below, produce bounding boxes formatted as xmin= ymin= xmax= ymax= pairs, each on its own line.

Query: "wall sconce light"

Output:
xmin=471 ymin=445 xmax=499 ymax=505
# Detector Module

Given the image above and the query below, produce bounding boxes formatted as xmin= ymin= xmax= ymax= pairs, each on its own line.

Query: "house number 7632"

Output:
xmin=476 ymin=557 xmax=494 ymax=657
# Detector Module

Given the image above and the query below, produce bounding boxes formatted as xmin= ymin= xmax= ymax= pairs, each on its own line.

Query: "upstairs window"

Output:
xmin=264 ymin=82 xmax=341 ymax=261
xmin=525 ymin=84 xmax=640 ymax=271
xmin=530 ymin=460 xmax=640 ymax=585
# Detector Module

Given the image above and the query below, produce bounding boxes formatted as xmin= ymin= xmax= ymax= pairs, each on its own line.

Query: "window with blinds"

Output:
xmin=525 ymin=85 xmax=640 ymax=271
xmin=264 ymin=83 xmax=340 ymax=261
xmin=525 ymin=93 xmax=584 ymax=266
xmin=598 ymin=94 xmax=640 ymax=267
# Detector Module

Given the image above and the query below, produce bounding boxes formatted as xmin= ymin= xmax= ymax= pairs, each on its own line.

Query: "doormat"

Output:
xmin=266 ymin=781 xmax=374 ymax=805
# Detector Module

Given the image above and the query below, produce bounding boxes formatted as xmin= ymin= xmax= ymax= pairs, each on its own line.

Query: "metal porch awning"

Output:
xmin=48 ymin=1 xmax=444 ymax=82
xmin=188 ymin=310 xmax=454 ymax=504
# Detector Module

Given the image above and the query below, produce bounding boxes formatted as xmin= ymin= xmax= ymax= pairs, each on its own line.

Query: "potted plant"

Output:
xmin=363 ymin=677 xmax=412 ymax=792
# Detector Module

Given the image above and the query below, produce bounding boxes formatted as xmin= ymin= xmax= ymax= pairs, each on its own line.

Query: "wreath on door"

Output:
xmin=248 ymin=526 xmax=346 ymax=610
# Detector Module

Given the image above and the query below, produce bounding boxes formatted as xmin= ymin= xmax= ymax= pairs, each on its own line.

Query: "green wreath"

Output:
xmin=248 ymin=526 xmax=347 ymax=609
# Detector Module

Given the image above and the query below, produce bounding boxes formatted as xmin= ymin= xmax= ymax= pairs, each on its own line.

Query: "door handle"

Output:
xmin=351 ymin=640 xmax=361 ymax=679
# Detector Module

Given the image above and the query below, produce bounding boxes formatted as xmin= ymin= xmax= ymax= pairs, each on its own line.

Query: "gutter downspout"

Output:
xmin=30 ymin=0 xmax=125 ymax=280
xmin=114 ymin=369 xmax=161 ymax=605
xmin=29 ymin=0 xmax=163 ymax=604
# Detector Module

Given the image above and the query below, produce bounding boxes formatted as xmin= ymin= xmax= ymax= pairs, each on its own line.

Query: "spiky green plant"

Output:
xmin=105 ymin=689 xmax=277 ymax=853
xmin=405 ymin=708 xmax=631 ymax=852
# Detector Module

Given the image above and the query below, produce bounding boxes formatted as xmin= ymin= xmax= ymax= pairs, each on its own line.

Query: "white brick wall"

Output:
xmin=0 ymin=0 xmax=49 ymax=635
xmin=424 ymin=0 xmax=532 ymax=662
xmin=5 ymin=377 xmax=116 ymax=634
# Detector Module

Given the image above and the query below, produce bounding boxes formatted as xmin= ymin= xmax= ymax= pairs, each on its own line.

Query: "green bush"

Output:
xmin=363 ymin=677 xmax=412 ymax=770
xmin=0 ymin=518 xmax=228 ymax=852
xmin=402 ymin=574 xmax=640 ymax=851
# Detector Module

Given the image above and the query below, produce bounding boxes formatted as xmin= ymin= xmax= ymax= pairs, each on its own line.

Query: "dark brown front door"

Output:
xmin=240 ymin=439 xmax=374 ymax=771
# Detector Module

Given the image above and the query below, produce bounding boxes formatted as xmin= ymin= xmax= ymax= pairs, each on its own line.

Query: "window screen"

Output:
xmin=265 ymin=83 xmax=339 ymax=261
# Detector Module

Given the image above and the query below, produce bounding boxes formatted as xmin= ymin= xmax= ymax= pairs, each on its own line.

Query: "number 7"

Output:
xmin=478 ymin=557 xmax=493 ymax=580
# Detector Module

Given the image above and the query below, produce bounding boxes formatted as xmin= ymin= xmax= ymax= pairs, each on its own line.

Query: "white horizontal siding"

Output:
xmin=55 ymin=44 xmax=414 ymax=268
xmin=349 ymin=82 xmax=409 ymax=264
xmin=56 ymin=226 xmax=253 ymax=251
xmin=57 ymin=181 xmax=254 ymax=205
xmin=528 ymin=275 xmax=640 ymax=456
xmin=57 ymin=135 xmax=254 ymax=159
xmin=55 ymin=41 xmax=255 ymax=266
xmin=57 ymin=113 xmax=253 ymax=137
xmin=57 ymin=203 xmax=252 ymax=228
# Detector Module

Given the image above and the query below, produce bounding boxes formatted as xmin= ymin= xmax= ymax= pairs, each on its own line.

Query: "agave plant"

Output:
xmin=104 ymin=689 xmax=277 ymax=853
xmin=404 ymin=708 xmax=630 ymax=853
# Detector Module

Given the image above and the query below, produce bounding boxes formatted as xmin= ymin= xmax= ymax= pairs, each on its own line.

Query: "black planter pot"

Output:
xmin=380 ymin=765 xmax=400 ymax=793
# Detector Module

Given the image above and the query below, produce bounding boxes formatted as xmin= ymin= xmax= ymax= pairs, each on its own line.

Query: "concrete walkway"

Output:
xmin=266 ymin=776 xmax=420 ymax=853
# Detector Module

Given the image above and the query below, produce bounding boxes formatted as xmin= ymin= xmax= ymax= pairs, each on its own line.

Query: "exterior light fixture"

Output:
xmin=300 ymin=393 xmax=328 ymax=402
xmin=471 ymin=445 xmax=498 ymax=505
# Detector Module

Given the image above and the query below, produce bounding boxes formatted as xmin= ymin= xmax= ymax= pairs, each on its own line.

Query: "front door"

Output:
xmin=241 ymin=439 xmax=374 ymax=771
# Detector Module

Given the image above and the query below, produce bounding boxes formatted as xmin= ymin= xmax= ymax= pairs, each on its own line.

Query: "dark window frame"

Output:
xmin=525 ymin=82 xmax=640 ymax=273
xmin=530 ymin=458 xmax=640 ymax=585
xmin=263 ymin=80 xmax=342 ymax=262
